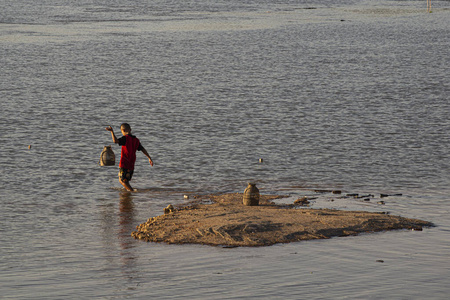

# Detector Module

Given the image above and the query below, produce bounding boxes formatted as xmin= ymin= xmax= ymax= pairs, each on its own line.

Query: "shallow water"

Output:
xmin=1 ymin=0 xmax=449 ymax=298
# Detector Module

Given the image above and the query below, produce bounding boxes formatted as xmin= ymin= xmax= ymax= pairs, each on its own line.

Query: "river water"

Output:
xmin=1 ymin=0 xmax=449 ymax=298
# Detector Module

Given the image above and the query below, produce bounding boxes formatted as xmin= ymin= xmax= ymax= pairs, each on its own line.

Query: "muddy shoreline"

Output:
xmin=131 ymin=193 xmax=433 ymax=247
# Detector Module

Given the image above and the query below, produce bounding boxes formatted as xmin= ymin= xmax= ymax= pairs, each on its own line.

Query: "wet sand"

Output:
xmin=131 ymin=193 xmax=433 ymax=247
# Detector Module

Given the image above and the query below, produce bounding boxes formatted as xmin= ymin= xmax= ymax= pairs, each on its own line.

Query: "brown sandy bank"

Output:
xmin=131 ymin=193 xmax=433 ymax=247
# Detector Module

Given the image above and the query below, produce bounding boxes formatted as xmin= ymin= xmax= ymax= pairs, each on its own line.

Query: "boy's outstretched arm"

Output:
xmin=141 ymin=146 xmax=154 ymax=166
xmin=105 ymin=126 xmax=119 ymax=144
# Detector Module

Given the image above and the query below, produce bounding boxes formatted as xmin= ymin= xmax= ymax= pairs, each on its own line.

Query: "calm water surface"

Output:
xmin=1 ymin=0 xmax=449 ymax=298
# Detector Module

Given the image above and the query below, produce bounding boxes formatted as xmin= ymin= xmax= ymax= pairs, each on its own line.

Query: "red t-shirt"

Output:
xmin=118 ymin=134 xmax=143 ymax=170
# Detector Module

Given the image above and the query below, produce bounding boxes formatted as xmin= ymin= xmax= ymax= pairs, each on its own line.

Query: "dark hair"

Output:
xmin=120 ymin=123 xmax=131 ymax=132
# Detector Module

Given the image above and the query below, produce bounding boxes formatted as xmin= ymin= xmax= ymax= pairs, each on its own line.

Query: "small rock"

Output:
xmin=164 ymin=204 xmax=174 ymax=214
xmin=294 ymin=197 xmax=310 ymax=205
xmin=332 ymin=190 xmax=341 ymax=194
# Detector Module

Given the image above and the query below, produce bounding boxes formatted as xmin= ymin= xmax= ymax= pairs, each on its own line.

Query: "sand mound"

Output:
xmin=131 ymin=193 xmax=433 ymax=247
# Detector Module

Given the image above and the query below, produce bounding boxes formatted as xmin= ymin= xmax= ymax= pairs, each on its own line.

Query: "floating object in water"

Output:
xmin=243 ymin=183 xmax=260 ymax=206
xmin=259 ymin=158 xmax=263 ymax=163
xmin=28 ymin=145 xmax=32 ymax=149
xmin=315 ymin=189 xmax=332 ymax=193
xmin=184 ymin=195 xmax=189 ymax=199
xmin=380 ymin=193 xmax=403 ymax=198
xmin=377 ymin=201 xmax=385 ymax=205
xmin=332 ymin=190 xmax=341 ymax=194
xmin=356 ymin=194 xmax=374 ymax=199
xmin=99 ymin=145 xmax=115 ymax=166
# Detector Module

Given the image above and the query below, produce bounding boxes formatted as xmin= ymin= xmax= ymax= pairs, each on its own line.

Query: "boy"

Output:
xmin=106 ymin=123 xmax=153 ymax=191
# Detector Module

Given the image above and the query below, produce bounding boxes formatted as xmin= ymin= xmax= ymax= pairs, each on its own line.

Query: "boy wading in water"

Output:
xmin=106 ymin=123 xmax=153 ymax=191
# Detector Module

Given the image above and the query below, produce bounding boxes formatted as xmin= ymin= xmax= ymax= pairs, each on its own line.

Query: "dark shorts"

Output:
xmin=118 ymin=168 xmax=134 ymax=182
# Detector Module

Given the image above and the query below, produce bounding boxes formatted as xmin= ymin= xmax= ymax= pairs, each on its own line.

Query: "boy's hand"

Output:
xmin=149 ymin=158 xmax=154 ymax=167
xmin=105 ymin=126 xmax=113 ymax=132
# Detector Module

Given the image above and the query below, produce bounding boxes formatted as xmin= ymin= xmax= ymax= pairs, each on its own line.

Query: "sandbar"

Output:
xmin=131 ymin=193 xmax=433 ymax=247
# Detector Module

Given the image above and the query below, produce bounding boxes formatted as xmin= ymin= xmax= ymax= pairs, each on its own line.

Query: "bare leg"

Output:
xmin=119 ymin=178 xmax=134 ymax=192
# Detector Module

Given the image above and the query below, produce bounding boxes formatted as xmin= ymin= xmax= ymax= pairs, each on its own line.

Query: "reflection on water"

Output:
xmin=97 ymin=191 xmax=141 ymax=292
xmin=118 ymin=192 xmax=139 ymax=287
xmin=118 ymin=192 xmax=136 ymax=245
